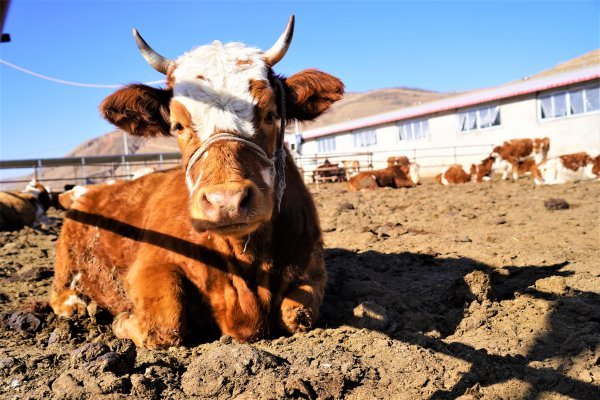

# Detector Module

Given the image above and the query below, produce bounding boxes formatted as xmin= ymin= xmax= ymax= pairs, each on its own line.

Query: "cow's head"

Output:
xmin=533 ymin=137 xmax=550 ymax=164
xmin=100 ymin=16 xmax=343 ymax=237
xmin=24 ymin=179 xmax=51 ymax=211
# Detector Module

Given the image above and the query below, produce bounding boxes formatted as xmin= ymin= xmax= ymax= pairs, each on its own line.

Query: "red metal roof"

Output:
xmin=303 ymin=66 xmax=600 ymax=140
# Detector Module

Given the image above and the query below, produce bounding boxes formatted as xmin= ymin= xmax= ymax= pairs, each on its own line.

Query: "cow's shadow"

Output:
xmin=320 ymin=248 xmax=600 ymax=400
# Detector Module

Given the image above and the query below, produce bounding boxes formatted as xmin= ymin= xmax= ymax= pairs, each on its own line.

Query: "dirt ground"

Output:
xmin=0 ymin=177 xmax=599 ymax=399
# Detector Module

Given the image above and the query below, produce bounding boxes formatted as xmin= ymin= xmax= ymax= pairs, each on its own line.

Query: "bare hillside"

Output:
xmin=531 ymin=48 xmax=599 ymax=78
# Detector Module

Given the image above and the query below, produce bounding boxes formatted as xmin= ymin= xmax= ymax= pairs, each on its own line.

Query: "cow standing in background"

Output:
xmin=534 ymin=152 xmax=600 ymax=185
xmin=0 ymin=180 xmax=51 ymax=230
xmin=50 ymin=16 xmax=345 ymax=348
xmin=491 ymin=137 xmax=550 ymax=180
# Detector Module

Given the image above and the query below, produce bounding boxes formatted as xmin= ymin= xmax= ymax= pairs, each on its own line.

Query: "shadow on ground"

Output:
xmin=321 ymin=248 xmax=600 ymax=399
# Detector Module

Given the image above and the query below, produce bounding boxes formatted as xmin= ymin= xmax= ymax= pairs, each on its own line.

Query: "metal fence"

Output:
xmin=0 ymin=152 xmax=182 ymax=190
xmin=293 ymin=143 xmax=496 ymax=181
xmin=0 ymin=143 xmax=497 ymax=190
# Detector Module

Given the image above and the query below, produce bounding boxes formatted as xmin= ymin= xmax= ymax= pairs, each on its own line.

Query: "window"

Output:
xmin=317 ymin=137 xmax=336 ymax=153
xmin=398 ymin=119 xmax=430 ymax=141
xmin=352 ymin=130 xmax=377 ymax=147
xmin=457 ymin=105 xmax=501 ymax=132
xmin=539 ymin=83 xmax=600 ymax=120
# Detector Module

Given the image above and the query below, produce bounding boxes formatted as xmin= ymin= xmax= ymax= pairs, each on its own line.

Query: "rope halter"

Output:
xmin=184 ymin=78 xmax=287 ymax=211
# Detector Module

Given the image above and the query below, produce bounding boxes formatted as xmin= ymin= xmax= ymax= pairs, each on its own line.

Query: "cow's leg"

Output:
xmin=279 ymin=255 xmax=326 ymax=333
xmin=113 ymin=262 xmax=186 ymax=348
xmin=50 ymin=237 xmax=88 ymax=317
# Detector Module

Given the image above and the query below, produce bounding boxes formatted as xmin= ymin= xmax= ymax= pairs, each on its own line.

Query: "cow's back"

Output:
xmin=56 ymin=169 xmax=194 ymax=314
xmin=0 ymin=192 xmax=37 ymax=230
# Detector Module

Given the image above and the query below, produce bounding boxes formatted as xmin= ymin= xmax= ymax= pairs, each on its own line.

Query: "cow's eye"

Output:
xmin=172 ymin=122 xmax=184 ymax=133
xmin=265 ymin=111 xmax=277 ymax=124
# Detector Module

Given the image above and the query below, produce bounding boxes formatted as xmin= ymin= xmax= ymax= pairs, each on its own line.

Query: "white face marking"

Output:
xmin=441 ymin=173 xmax=449 ymax=186
xmin=172 ymin=41 xmax=268 ymax=141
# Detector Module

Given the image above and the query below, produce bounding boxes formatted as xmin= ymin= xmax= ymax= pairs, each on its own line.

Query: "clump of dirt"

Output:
xmin=1 ymin=179 xmax=599 ymax=399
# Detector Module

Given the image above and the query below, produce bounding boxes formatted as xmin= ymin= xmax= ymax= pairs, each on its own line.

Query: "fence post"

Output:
xmin=159 ymin=153 xmax=164 ymax=170
xmin=81 ymin=158 xmax=87 ymax=185
xmin=37 ymin=159 xmax=43 ymax=182
xmin=413 ymin=148 xmax=417 ymax=163
xmin=453 ymin=147 xmax=457 ymax=164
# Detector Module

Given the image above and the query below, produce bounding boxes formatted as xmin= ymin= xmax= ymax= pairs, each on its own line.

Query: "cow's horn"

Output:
xmin=132 ymin=29 xmax=172 ymax=75
xmin=263 ymin=15 xmax=295 ymax=67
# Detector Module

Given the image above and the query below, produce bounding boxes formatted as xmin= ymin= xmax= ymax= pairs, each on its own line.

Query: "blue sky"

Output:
xmin=0 ymin=0 xmax=598 ymax=163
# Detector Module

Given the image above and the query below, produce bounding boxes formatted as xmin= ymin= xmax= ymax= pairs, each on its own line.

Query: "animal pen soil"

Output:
xmin=0 ymin=178 xmax=598 ymax=399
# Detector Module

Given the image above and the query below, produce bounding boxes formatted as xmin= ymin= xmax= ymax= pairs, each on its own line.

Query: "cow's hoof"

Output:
xmin=50 ymin=290 xmax=88 ymax=318
xmin=113 ymin=312 xmax=144 ymax=347
xmin=112 ymin=312 xmax=182 ymax=348
xmin=281 ymin=306 xmax=314 ymax=333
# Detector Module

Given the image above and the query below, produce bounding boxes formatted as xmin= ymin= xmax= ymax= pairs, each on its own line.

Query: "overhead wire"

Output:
xmin=0 ymin=59 xmax=165 ymax=88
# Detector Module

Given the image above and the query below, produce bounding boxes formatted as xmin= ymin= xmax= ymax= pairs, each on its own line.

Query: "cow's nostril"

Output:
xmin=239 ymin=188 xmax=252 ymax=211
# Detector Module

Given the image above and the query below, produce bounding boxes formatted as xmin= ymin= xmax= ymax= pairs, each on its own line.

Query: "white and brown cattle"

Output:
xmin=491 ymin=137 xmax=550 ymax=180
xmin=387 ymin=156 xmax=410 ymax=169
xmin=0 ymin=180 xmax=51 ymax=230
xmin=341 ymin=160 xmax=360 ymax=180
xmin=471 ymin=156 xmax=494 ymax=183
xmin=534 ymin=152 xmax=600 ymax=185
xmin=50 ymin=16 xmax=344 ymax=348
xmin=435 ymin=164 xmax=473 ymax=185
xmin=347 ymin=163 xmax=420 ymax=191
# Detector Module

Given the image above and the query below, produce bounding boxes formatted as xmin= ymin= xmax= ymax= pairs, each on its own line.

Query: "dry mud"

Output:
xmin=0 ymin=178 xmax=599 ymax=399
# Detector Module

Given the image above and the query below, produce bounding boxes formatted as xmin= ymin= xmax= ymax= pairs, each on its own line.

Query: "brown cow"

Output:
xmin=50 ymin=16 xmax=344 ymax=348
xmin=347 ymin=164 xmax=420 ymax=191
xmin=0 ymin=180 xmax=51 ymax=230
xmin=471 ymin=156 xmax=494 ymax=183
xmin=491 ymin=137 xmax=550 ymax=180
xmin=435 ymin=165 xmax=473 ymax=185
xmin=387 ymin=156 xmax=410 ymax=168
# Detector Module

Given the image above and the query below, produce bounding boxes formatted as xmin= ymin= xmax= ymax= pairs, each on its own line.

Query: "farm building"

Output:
xmin=288 ymin=65 xmax=600 ymax=177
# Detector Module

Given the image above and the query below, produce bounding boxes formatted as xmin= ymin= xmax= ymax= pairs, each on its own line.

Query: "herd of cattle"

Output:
xmin=312 ymin=137 xmax=600 ymax=190
xmin=1 ymin=138 xmax=599 ymax=232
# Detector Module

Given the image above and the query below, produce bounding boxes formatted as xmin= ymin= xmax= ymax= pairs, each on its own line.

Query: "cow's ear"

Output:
xmin=100 ymin=84 xmax=173 ymax=137
xmin=283 ymin=69 xmax=344 ymax=121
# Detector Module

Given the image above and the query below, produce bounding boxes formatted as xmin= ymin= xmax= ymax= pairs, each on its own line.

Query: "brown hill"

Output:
xmin=299 ymin=87 xmax=453 ymax=130
xmin=531 ymin=49 xmax=600 ymax=79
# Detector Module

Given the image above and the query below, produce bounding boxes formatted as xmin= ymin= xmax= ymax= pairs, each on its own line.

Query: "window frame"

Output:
xmin=456 ymin=104 xmax=501 ymax=133
xmin=537 ymin=82 xmax=600 ymax=122
xmin=352 ymin=129 xmax=377 ymax=148
xmin=317 ymin=136 xmax=336 ymax=153
xmin=397 ymin=118 xmax=430 ymax=142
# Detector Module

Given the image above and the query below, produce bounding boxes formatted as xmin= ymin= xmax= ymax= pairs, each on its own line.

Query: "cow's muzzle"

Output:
xmin=191 ymin=180 xmax=269 ymax=236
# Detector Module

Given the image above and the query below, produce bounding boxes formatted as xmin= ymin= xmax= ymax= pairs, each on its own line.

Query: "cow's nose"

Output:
xmin=200 ymin=186 xmax=252 ymax=223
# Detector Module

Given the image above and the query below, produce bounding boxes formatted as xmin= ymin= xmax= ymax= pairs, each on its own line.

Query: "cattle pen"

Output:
xmin=0 ymin=143 xmax=496 ymax=190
